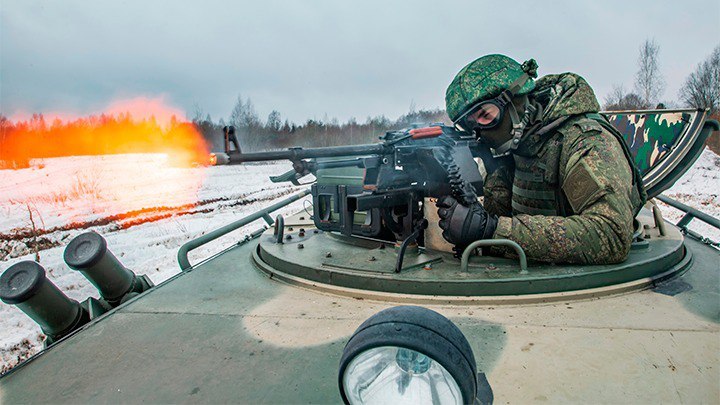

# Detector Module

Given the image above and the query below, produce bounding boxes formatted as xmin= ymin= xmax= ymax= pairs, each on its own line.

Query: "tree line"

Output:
xmin=192 ymin=99 xmax=449 ymax=153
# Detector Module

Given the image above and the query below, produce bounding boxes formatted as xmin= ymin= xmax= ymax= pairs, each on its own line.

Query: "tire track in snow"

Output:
xmin=0 ymin=186 xmax=299 ymax=259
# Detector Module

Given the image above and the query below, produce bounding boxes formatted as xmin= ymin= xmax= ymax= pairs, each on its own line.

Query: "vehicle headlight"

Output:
xmin=338 ymin=306 xmax=477 ymax=405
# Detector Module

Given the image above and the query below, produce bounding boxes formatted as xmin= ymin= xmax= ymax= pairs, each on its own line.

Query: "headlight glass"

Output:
xmin=342 ymin=346 xmax=462 ymax=405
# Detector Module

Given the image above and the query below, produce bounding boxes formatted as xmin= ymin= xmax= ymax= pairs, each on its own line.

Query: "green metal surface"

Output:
xmin=1 ymin=224 xmax=717 ymax=403
xmin=0 ymin=240 xmax=344 ymax=403
xmin=253 ymin=209 xmax=687 ymax=297
xmin=315 ymin=157 xmax=366 ymax=186
xmin=177 ymin=189 xmax=310 ymax=271
xmin=322 ymin=245 xmax=441 ymax=274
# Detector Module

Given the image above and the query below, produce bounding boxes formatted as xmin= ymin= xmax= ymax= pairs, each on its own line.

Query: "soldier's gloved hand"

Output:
xmin=436 ymin=195 xmax=498 ymax=248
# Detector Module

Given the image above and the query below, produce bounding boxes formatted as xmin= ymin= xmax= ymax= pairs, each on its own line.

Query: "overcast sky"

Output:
xmin=1 ymin=0 xmax=718 ymax=124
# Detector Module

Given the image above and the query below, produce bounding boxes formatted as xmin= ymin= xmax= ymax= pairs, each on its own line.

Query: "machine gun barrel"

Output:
xmin=207 ymin=124 xmax=488 ymax=243
xmin=214 ymin=143 xmax=388 ymax=165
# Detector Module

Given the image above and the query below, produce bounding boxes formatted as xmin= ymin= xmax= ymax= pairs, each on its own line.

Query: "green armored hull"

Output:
xmin=0 ymin=109 xmax=718 ymax=404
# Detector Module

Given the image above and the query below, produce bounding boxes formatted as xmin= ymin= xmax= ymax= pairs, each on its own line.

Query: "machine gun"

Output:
xmin=211 ymin=125 xmax=495 ymax=245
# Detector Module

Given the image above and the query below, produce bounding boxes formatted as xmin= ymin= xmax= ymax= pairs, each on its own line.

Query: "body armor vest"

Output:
xmin=508 ymin=113 xmax=645 ymax=218
xmin=511 ymin=133 xmax=568 ymax=216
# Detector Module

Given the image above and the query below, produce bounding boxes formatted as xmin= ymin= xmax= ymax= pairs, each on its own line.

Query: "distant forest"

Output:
xmin=193 ymin=96 xmax=450 ymax=153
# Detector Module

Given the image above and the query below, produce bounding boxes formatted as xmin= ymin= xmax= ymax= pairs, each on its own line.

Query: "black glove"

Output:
xmin=436 ymin=195 xmax=498 ymax=248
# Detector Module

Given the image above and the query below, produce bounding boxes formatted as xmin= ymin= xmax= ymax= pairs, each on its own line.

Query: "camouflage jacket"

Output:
xmin=484 ymin=73 xmax=644 ymax=264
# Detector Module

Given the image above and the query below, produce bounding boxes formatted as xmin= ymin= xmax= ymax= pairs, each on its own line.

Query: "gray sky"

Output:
xmin=1 ymin=0 xmax=719 ymax=124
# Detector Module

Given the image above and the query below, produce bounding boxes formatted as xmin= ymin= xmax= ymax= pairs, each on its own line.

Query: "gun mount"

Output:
xmin=211 ymin=125 xmax=491 ymax=244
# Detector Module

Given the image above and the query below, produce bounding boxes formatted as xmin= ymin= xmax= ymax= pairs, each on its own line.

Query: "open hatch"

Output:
xmin=604 ymin=108 xmax=718 ymax=198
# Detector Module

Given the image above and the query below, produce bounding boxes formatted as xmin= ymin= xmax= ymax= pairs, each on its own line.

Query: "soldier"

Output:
xmin=438 ymin=55 xmax=646 ymax=264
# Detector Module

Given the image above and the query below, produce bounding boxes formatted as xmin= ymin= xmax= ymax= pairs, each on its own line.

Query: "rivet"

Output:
xmin=285 ymin=235 xmax=292 ymax=240
xmin=369 ymin=256 xmax=377 ymax=262
xmin=298 ymin=244 xmax=304 ymax=249
xmin=325 ymin=252 xmax=332 ymax=258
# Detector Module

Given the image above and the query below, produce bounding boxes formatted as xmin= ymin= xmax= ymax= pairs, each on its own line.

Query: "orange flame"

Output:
xmin=1 ymin=97 xmax=209 ymax=168
xmin=1 ymin=98 xmax=212 ymax=218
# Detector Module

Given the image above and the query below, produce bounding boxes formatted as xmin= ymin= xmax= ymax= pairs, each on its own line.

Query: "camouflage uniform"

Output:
xmin=482 ymin=73 xmax=645 ymax=264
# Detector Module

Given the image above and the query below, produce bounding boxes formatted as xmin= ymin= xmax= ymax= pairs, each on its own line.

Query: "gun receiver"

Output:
xmin=212 ymin=125 xmax=495 ymax=242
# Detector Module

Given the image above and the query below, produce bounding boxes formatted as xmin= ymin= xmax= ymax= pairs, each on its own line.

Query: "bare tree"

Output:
xmin=266 ymin=110 xmax=281 ymax=131
xmin=190 ymin=103 xmax=204 ymax=123
xmin=228 ymin=95 xmax=246 ymax=129
xmin=634 ymin=39 xmax=665 ymax=108
xmin=240 ymin=99 xmax=260 ymax=128
xmin=229 ymin=95 xmax=262 ymax=150
xmin=603 ymin=84 xmax=646 ymax=111
xmin=603 ymin=84 xmax=626 ymax=110
xmin=679 ymin=45 xmax=720 ymax=114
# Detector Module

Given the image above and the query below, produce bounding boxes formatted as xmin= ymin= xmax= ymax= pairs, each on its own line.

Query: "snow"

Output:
xmin=654 ymin=148 xmax=720 ymax=242
xmin=1 ymin=148 xmax=719 ymax=372
xmin=0 ymin=154 xmax=309 ymax=372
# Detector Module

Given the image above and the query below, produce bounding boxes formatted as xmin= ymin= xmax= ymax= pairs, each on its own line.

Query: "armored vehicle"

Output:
xmin=1 ymin=108 xmax=718 ymax=403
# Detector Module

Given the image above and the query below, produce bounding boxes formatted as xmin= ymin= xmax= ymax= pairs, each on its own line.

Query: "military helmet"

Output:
xmin=445 ymin=54 xmax=537 ymax=121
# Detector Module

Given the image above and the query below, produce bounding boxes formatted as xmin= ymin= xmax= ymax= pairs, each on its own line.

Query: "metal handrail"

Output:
xmin=656 ymin=194 xmax=720 ymax=247
xmin=460 ymin=239 xmax=528 ymax=274
xmin=177 ymin=189 xmax=311 ymax=271
xmin=656 ymin=195 xmax=720 ymax=230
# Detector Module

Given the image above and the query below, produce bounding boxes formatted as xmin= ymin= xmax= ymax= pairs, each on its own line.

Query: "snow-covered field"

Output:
xmin=0 ymin=154 xmax=308 ymax=372
xmin=1 ymin=149 xmax=719 ymax=372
